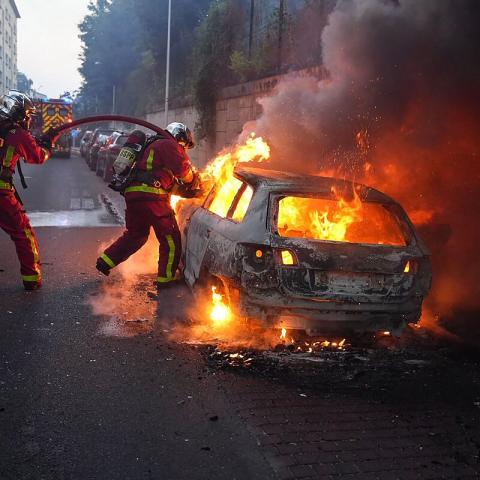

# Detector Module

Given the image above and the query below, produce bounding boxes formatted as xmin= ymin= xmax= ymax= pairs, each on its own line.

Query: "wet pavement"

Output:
xmin=1 ymin=152 xmax=480 ymax=479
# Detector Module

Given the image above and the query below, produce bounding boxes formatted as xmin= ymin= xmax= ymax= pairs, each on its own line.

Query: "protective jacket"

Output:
xmin=0 ymin=124 xmax=49 ymax=288
xmin=98 ymin=134 xmax=194 ymax=285
xmin=0 ymin=125 xmax=49 ymax=189
xmin=124 ymin=132 xmax=194 ymax=207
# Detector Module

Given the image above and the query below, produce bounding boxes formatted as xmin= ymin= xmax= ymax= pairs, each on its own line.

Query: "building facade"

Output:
xmin=0 ymin=0 xmax=19 ymax=94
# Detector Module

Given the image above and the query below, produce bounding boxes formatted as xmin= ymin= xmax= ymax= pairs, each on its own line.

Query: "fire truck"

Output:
xmin=31 ymin=98 xmax=73 ymax=158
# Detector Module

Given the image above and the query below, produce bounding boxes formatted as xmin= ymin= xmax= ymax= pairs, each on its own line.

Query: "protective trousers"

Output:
xmin=0 ymin=192 xmax=41 ymax=285
xmin=101 ymin=200 xmax=181 ymax=284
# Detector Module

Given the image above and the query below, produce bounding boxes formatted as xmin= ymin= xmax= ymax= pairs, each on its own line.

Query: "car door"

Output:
xmin=183 ymin=178 xmax=253 ymax=287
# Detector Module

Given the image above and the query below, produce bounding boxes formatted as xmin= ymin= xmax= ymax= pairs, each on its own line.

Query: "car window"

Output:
xmin=59 ymin=108 xmax=69 ymax=116
xmin=231 ymin=185 xmax=253 ymax=222
xmin=206 ymin=179 xmax=253 ymax=222
xmin=115 ymin=135 xmax=128 ymax=145
xmin=277 ymin=195 xmax=406 ymax=246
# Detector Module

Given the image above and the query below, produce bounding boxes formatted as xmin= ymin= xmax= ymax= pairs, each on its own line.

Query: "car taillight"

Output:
xmin=279 ymin=250 xmax=297 ymax=266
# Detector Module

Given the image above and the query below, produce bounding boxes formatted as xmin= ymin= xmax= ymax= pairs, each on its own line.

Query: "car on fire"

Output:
xmin=183 ymin=166 xmax=432 ymax=336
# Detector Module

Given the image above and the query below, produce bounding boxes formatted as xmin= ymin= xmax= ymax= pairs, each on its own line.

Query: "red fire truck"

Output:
xmin=31 ymin=98 xmax=73 ymax=158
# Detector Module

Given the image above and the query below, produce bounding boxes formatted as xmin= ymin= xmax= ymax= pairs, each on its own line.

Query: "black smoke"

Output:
xmin=244 ymin=0 xmax=480 ymax=332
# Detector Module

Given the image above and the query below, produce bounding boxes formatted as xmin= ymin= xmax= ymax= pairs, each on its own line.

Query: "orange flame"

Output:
xmin=210 ymin=287 xmax=231 ymax=326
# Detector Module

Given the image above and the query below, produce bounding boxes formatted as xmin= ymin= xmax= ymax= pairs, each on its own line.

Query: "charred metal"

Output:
xmin=184 ymin=166 xmax=432 ymax=337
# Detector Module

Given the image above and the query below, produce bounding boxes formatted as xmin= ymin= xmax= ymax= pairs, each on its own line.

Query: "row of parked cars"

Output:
xmin=80 ymin=128 xmax=130 ymax=182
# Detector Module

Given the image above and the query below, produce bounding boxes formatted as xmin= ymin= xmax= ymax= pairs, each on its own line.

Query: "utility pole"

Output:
xmin=248 ymin=0 xmax=255 ymax=60
xmin=112 ymin=84 xmax=116 ymax=130
xmin=278 ymin=0 xmax=285 ymax=73
xmin=164 ymin=0 xmax=172 ymax=126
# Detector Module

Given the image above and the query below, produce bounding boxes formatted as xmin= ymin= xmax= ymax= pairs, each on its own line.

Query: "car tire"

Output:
xmin=192 ymin=270 xmax=251 ymax=329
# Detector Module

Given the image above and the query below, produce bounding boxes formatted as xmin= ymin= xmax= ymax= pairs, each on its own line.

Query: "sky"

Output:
xmin=16 ymin=0 xmax=90 ymax=98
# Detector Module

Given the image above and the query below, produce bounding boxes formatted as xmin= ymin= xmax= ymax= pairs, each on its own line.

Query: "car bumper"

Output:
xmin=236 ymin=289 xmax=423 ymax=335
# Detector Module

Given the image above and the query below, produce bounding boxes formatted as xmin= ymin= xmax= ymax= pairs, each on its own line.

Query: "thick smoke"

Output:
xmin=245 ymin=0 xmax=480 ymax=326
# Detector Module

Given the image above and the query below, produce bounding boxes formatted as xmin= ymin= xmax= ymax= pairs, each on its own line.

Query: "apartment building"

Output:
xmin=0 ymin=0 xmax=19 ymax=95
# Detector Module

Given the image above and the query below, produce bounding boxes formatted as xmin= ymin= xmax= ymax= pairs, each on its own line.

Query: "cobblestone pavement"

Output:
xmin=208 ymin=333 xmax=480 ymax=479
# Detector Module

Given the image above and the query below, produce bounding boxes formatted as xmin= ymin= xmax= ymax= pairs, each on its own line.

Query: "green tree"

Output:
xmin=79 ymin=0 xmax=141 ymax=115
xmin=192 ymin=0 xmax=246 ymax=140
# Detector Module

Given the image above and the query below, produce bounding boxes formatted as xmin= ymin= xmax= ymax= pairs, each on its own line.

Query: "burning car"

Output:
xmin=183 ymin=165 xmax=432 ymax=336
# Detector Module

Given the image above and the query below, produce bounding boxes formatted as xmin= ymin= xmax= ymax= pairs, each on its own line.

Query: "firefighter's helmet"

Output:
xmin=0 ymin=90 xmax=37 ymax=129
xmin=166 ymin=122 xmax=195 ymax=149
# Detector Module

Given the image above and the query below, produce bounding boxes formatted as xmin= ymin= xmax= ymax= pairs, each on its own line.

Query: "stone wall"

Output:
xmin=145 ymin=66 xmax=325 ymax=168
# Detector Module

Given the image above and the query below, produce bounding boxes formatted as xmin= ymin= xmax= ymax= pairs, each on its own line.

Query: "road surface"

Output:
xmin=1 ymin=152 xmax=479 ymax=479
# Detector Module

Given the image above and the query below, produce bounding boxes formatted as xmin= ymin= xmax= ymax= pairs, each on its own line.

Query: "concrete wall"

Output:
xmin=145 ymin=66 xmax=325 ymax=168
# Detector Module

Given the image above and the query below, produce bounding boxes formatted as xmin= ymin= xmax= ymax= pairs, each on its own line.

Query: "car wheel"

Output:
xmin=192 ymin=270 xmax=252 ymax=331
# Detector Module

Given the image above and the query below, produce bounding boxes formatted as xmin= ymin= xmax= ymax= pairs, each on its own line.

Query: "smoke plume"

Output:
xmin=244 ymin=0 xmax=480 ymax=328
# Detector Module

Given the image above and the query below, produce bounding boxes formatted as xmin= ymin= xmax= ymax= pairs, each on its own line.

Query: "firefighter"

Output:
xmin=95 ymin=122 xmax=201 ymax=289
xmin=0 ymin=91 xmax=53 ymax=290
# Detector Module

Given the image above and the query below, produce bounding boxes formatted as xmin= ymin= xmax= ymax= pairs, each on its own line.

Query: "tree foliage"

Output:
xmin=78 ymin=0 xmax=333 ymax=133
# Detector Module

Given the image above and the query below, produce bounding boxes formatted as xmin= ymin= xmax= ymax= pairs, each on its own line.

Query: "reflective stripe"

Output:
xmin=146 ymin=149 xmax=154 ymax=171
xmin=157 ymin=276 xmax=174 ymax=283
xmin=3 ymin=146 xmax=15 ymax=168
xmin=100 ymin=253 xmax=116 ymax=269
xmin=124 ymin=184 xmax=168 ymax=195
xmin=24 ymin=229 xmax=40 ymax=264
xmin=156 ymin=234 xmax=176 ymax=284
xmin=22 ymin=274 xmax=41 ymax=282
xmin=165 ymin=235 xmax=175 ymax=279
xmin=0 ymin=179 xmax=12 ymax=190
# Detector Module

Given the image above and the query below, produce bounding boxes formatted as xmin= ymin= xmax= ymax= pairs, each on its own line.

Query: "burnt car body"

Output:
xmin=184 ymin=166 xmax=432 ymax=336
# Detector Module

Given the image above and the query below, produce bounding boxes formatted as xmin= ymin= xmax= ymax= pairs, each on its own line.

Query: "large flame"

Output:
xmin=278 ymin=185 xmax=406 ymax=246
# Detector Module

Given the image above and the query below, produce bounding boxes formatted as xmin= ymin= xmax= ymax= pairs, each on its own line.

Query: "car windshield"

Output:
xmin=277 ymin=195 xmax=407 ymax=246
xmin=115 ymin=135 xmax=128 ymax=145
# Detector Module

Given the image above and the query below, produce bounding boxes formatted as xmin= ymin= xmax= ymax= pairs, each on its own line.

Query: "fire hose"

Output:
xmin=47 ymin=114 xmax=169 ymax=141
xmin=46 ymin=114 xmax=203 ymax=199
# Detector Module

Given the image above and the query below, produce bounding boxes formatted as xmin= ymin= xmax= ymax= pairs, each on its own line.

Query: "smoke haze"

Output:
xmin=244 ymin=0 xmax=480 ymax=324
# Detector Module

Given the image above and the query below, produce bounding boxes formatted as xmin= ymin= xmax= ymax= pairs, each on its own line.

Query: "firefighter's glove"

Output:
xmin=179 ymin=171 xmax=204 ymax=199
xmin=37 ymin=128 xmax=58 ymax=151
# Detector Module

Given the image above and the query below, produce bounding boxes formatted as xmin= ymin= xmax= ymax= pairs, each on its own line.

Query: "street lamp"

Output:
xmin=164 ymin=0 xmax=172 ymax=126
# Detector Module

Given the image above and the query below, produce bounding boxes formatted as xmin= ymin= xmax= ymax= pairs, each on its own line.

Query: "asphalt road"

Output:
xmin=0 ymin=153 xmax=274 ymax=480
xmin=1 ymin=152 xmax=480 ymax=480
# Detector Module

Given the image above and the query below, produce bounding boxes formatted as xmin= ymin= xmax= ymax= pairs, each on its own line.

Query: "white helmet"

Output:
xmin=166 ymin=122 xmax=195 ymax=149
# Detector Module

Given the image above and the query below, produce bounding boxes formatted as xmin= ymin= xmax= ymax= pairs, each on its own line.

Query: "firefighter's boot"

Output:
xmin=96 ymin=256 xmax=112 ymax=276
xmin=23 ymin=280 xmax=42 ymax=291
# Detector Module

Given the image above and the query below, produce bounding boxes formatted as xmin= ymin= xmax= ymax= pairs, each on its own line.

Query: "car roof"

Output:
xmin=234 ymin=165 xmax=396 ymax=204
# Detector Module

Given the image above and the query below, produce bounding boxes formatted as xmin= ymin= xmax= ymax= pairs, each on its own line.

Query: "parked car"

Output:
xmin=79 ymin=130 xmax=93 ymax=157
xmin=96 ymin=132 xmax=129 ymax=181
xmin=183 ymin=166 xmax=432 ymax=337
xmin=86 ymin=128 xmax=115 ymax=166
xmin=88 ymin=134 xmax=109 ymax=171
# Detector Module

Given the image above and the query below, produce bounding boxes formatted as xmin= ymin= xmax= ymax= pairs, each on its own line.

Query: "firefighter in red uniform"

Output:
xmin=0 ymin=91 xmax=52 ymax=290
xmin=96 ymin=122 xmax=200 ymax=289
